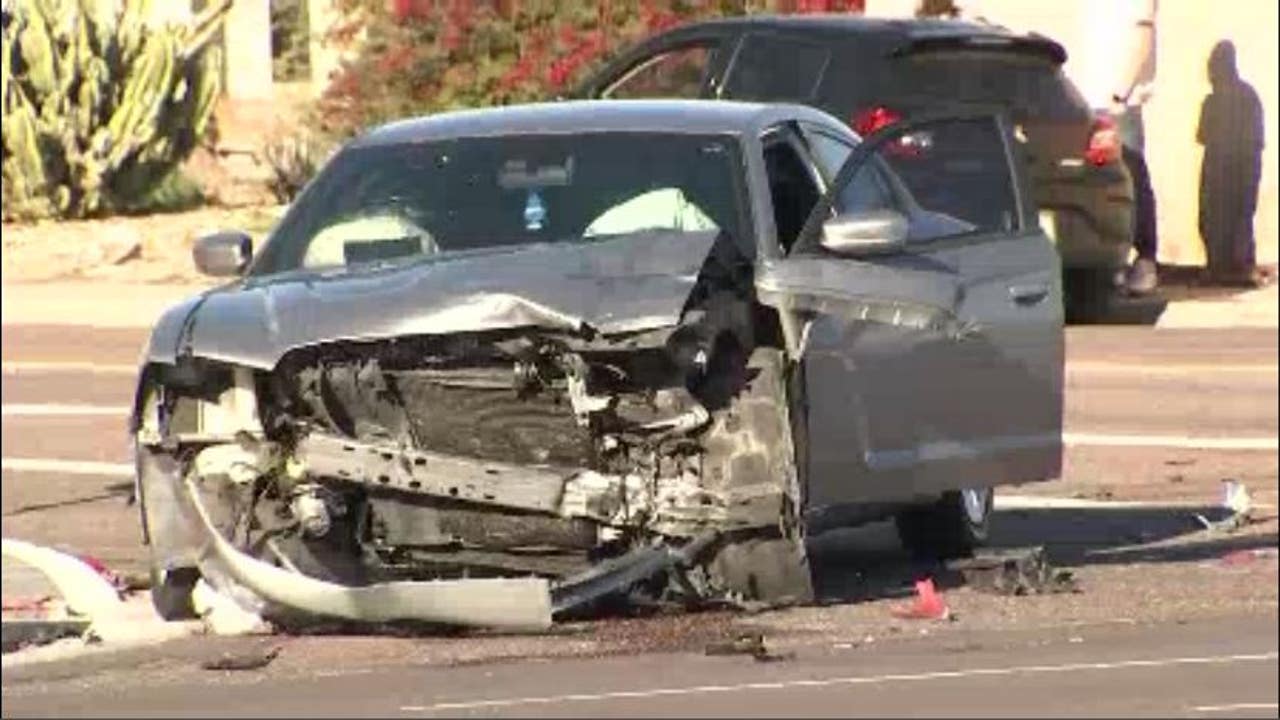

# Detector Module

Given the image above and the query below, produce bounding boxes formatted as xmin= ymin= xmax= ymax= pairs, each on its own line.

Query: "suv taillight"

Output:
xmin=1086 ymin=113 xmax=1121 ymax=166
xmin=852 ymin=106 xmax=902 ymax=136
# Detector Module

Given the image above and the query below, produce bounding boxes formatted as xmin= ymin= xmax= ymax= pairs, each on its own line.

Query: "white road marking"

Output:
xmin=1192 ymin=702 xmax=1280 ymax=713
xmin=4 ymin=400 xmax=1275 ymax=453
xmin=1 ymin=458 xmax=132 ymax=477
xmin=1 ymin=404 xmax=130 ymax=417
xmin=1065 ymin=433 xmax=1278 ymax=451
xmin=2 ymin=361 xmax=135 ymax=375
xmin=400 ymin=652 xmax=1280 ymax=713
xmin=997 ymin=495 xmax=1172 ymax=510
xmin=1067 ymin=362 xmax=1278 ymax=376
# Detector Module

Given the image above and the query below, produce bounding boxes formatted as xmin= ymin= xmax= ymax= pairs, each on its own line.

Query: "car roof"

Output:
xmin=623 ymin=14 xmax=1066 ymax=64
xmin=352 ymin=100 xmax=846 ymax=147
xmin=672 ymin=14 xmax=1031 ymax=41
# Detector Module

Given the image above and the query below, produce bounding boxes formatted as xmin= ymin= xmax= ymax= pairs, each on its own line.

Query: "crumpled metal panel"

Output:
xmin=143 ymin=230 xmax=720 ymax=370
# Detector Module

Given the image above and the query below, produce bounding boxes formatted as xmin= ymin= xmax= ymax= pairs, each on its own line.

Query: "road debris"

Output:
xmin=1193 ymin=479 xmax=1254 ymax=533
xmin=705 ymin=633 xmax=766 ymax=656
xmin=191 ymin=579 xmax=272 ymax=637
xmin=200 ymin=644 xmax=282 ymax=671
xmin=75 ymin=554 xmax=126 ymax=592
xmin=1220 ymin=548 xmax=1278 ymax=567
xmin=891 ymin=579 xmax=951 ymax=621
xmin=705 ymin=633 xmax=794 ymax=662
xmin=951 ymin=547 xmax=1080 ymax=596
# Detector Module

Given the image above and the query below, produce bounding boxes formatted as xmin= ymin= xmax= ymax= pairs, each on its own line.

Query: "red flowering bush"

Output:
xmin=313 ymin=0 xmax=864 ymax=140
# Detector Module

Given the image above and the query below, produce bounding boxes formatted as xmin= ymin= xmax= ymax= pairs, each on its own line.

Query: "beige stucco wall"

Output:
xmin=222 ymin=0 xmax=275 ymax=101
xmin=867 ymin=0 xmax=1278 ymax=267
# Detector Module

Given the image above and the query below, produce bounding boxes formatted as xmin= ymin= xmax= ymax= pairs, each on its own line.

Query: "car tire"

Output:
xmin=149 ymin=565 xmax=200 ymax=621
xmin=706 ymin=533 xmax=814 ymax=607
xmin=1062 ymin=268 xmax=1117 ymax=323
xmin=894 ymin=487 xmax=993 ymax=560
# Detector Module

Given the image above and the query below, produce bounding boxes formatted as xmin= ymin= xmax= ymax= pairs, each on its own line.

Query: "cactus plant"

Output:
xmin=1 ymin=0 xmax=231 ymax=220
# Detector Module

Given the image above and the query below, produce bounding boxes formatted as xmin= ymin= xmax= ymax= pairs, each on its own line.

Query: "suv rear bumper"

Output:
xmin=1035 ymin=162 xmax=1134 ymax=271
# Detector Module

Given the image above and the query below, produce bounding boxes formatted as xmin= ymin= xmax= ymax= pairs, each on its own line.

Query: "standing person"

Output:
xmin=951 ymin=0 xmax=1161 ymax=294
xmin=1197 ymin=40 xmax=1266 ymax=287
xmin=1104 ymin=0 xmax=1160 ymax=295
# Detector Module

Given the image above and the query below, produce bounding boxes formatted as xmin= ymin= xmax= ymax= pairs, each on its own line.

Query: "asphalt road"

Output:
xmin=2 ymin=613 xmax=1276 ymax=717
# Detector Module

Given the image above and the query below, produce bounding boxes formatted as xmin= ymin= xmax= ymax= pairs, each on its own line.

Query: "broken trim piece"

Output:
xmin=181 ymin=475 xmax=553 ymax=630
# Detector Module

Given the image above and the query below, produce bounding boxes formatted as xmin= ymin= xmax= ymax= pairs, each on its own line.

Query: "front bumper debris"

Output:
xmin=182 ymin=475 xmax=553 ymax=630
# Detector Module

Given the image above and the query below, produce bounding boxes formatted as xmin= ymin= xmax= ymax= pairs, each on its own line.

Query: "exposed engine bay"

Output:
xmin=133 ymin=283 xmax=815 ymax=629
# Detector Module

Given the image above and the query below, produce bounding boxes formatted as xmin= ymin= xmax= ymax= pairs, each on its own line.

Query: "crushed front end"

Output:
xmin=132 ymin=295 xmax=813 ymax=628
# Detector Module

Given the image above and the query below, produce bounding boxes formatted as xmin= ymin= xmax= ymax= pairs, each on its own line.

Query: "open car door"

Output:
xmin=756 ymin=113 xmax=1064 ymax=514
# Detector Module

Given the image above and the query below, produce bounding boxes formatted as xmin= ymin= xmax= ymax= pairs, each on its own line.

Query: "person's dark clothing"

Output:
xmin=1123 ymin=144 xmax=1159 ymax=262
xmin=1197 ymin=41 xmax=1265 ymax=281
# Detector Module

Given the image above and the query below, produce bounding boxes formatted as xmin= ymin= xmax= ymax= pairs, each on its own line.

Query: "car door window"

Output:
xmin=803 ymin=129 xmax=897 ymax=215
xmin=880 ymin=117 xmax=1021 ymax=238
xmin=817 ymin=116 xmax=1021 ymax=245
xmin=763 ymin=132 xmax=823 ymax=255
xmin=722 ymin=34 xmax=829 ymax=102
xmin=603 ymin=43 xmax=716 ymax=99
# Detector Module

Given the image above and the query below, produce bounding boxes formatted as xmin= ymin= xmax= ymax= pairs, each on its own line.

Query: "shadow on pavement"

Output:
xmin=807 ymin=504 xmax=1278 ymax=604
xmin=1068 ymin=263 xmax=1277 ymax=326
xmin=1085 ymin=293 xmax=1169 ymax=325
xmin=2 ymin=482 xmax=134 ymax=517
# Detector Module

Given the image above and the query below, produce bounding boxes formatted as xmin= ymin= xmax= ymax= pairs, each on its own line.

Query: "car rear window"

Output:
xmin=722 ymin=34 xmax=830 ymax=102
xmin=890 ymin=51 xmax=1089 ymax=122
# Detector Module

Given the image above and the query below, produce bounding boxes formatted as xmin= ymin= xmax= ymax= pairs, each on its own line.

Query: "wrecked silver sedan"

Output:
xmin=130 ymin=100 xmax=1063 ymax=628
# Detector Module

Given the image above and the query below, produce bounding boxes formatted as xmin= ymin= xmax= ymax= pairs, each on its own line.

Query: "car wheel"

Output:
xmin=894 ymin=487 xmax=993 ymax=560
xmin=1062 ymin=267 xmax=1117 ymax=323
xmin=706 ymin=533 xmax=814 ymax=607
xmin=149 ymin=565 xmax=200 ymax=621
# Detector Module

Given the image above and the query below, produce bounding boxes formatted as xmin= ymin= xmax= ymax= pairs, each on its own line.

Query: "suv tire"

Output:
xmin=895 ymin=488 xmax=992 ymax=560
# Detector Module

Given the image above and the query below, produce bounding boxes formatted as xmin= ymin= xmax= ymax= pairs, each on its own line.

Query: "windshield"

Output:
xmin=251 ymin=132 xmax=748 ymax=276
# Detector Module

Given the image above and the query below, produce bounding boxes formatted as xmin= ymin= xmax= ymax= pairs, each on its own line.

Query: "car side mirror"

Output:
xmin=193 ymin=231 xmax=253 ymax=277
xmin=819 ymin=209 xmax=908 ymax=257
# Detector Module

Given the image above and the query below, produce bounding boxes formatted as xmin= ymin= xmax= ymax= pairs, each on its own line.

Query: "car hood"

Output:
xmin=143 ymin=230 xmax=722 ymax=370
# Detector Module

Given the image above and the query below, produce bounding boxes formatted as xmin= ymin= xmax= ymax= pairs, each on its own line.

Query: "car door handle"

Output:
xmin=1008 ymin=284 xmax=1050 ymax=306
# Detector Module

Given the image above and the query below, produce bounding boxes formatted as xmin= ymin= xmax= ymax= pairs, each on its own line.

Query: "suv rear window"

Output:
xmin=723 ymin=34 xmax=830 ymax=102
xmin=891 ymin=51 xmax=1089 ymax=122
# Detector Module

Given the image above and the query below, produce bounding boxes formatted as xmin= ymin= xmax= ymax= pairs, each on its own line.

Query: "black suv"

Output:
xmin=580 ymin=15 xmax=1134 ymax=319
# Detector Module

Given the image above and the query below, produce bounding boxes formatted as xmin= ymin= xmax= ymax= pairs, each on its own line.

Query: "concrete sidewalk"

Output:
xmin=2 ymin=279 xmax=1275 ymax=330
xmin=1 ymin=282 xmax=214 ymax=329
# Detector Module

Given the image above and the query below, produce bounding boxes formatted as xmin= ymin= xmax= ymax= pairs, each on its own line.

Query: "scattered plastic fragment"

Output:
xmin=891 ymin=579 xmax=951 ymax=621
xmin=1194 ymin=479 xmax=1254 ymax=533
xmin=74 ymin=554 xmax=125 ymax=593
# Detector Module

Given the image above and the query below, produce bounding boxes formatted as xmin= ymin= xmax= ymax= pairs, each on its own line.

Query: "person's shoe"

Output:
xmin=1125 ymin=258 xmax=1158 ymax=295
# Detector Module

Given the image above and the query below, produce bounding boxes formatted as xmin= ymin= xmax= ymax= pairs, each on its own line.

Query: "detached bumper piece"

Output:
xmin=183 ymin=476 xmax=553 ymax=630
